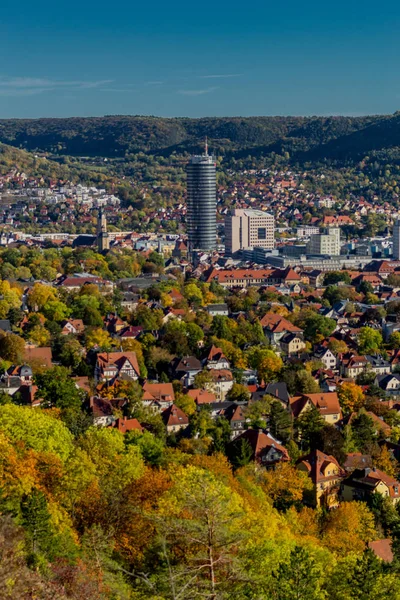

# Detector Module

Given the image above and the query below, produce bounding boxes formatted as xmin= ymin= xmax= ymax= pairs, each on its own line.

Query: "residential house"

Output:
xmin=187 ymin=388 xmax=217 ymax=405
xmin=170 ymin=356 xmax=202 ymax=386
xmin=162 ymin=404 xmax=189 ymax=433
xmin=56 ymin=275 xmax=114 ymax=293
xmin=209 ymin=369 xmax=234 ymax=401
xmin=24 ymin=345 xmax=53 ymax=368
xmin=0 ymin=320 xmax=11 ymax=333
xmin=206 ymin=304 xmax=229 ymax=317
xmin=222 ymin=403 xmax=247 ymax=438
xmin=105 ymin=314 xmax=127 ymax=335
xmin=340 ymin=354 xmax=369 ymax=378
xmin=314 ymin=347 xmax=337 ymax=371
xmin=297 ymin=449 xmax=345 ymax=508
xmin=120 ymin=292 xmax=139 ymax=312
xmin=0 ymin=364 xmax=33 ymax=397
xmin=230 ymin=429 xmax=290 ymax=468
xmin=142 ymin=382 xmax=175 ymax=411
xmin=343 ymin=453 xmax=373 ymax=473
xmin=368 ymin=540 xmax=394 ymax=563
xmin=280 ymin=332 xmax=306 ymax=355
xmin=365 ymin=355 xmax=391 ymax=375
xmin=290 ymin=392 xmax=342 ymax=424
xmin=89 ymin=396 xmax=127 ymax=426
xmin=118 ymin=325 xmax=144 ymax=339
xmin=95 ymin=351 xmax=140 ymax=383
xmin=111 ymin=417 xmax=143 ymax=434
xmin=203 ymin=345 xmax=231 ymax=370
xmin=60 ymin=319 xmax=85 ymax=336
xmin=376 ymin=373 xmax=400 ymax=395
xmin=342 ymin=467 xmax=400 ymax=505
xmin=260 ymin=313 xmax=303 ymax=347
xmin=251 ymin=382 xmax=290 ymax=408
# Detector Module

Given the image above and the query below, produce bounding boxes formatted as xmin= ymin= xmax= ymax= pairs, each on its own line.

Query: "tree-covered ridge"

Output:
xmin=0 ymin=143 xmax=113 ymax=186
xmin=0 ymin=113 xmax=391 ymax=161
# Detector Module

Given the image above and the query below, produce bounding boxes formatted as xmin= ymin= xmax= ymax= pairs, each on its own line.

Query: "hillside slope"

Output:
xmin=0 ymin=114 xmax=390 ymax=161
xmin=0 ymin=143 xmax=112 ymax=185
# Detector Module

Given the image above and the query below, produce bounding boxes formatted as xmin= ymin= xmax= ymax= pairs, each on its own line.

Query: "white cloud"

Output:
xmin=178 ymin=87 xmax=218 ymax=96
xmin=198 ymin=74 xmax=242 ymax=79
xmin=0 ymin=77 xmax=114 ymax=96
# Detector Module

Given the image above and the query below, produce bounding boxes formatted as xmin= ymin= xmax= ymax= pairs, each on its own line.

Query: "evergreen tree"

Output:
xmin=296 ymin=405 xmax=325 ymax=451
xmin=352 ymin=412 xmax=377 ymax=453
xmin=273 ymin=545 xmax=325 ymax=600
xmin=269 ymin=400 xmax=292 ymax=443
xmin=21 ymin=489 xmax=54 ymax=562
xmin=228 ymin=438 xmax=253 ymax=469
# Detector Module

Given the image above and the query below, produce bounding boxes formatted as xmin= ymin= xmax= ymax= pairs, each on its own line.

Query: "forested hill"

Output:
xmin=0 ymin=143 xmax=112 ymax=185
xmin=1 ymin=113 xmax=399 ymax=163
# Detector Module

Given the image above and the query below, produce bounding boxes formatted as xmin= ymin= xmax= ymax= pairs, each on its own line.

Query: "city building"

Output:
xmin=225 ymin=209 xmax=274 ymax=256
xmin=97 ymin=209 xmax=110 ymax=252
xmin=186 ymin=145 xmax=217 ymax=254
xmin=393 ymin=220 xmax=400 ymax=260
xmin=306 ymin=227 xmax=341 ymax=256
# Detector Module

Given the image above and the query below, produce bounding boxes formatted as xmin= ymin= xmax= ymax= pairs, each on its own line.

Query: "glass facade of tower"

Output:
xmin=186 ymin=154 xmax=217 ymax=252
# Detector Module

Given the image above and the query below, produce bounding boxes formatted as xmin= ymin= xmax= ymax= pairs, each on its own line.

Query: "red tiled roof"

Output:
xmin=162 ymin=404 xmax=189 ymax=427
xmin=113 ymin=417 xmax=143 ymax=434
xmin=24 ymin=346 xmax=52 ymax=368
xmin=368 ymin=539 xmax=394 ymax=563
xmin=290 ymin=392 xmax=341 ymax=418
xmin=187 ymin=388 xmax=217 ymax=404
xmin=259 ymin=312 xmax=302 ymax=333
xmin=143 ymin=382 xmax=175 ymax=402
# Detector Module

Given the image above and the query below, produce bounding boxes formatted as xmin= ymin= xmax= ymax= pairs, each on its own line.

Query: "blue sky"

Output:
xmin=1 ymin=0 xmax=400 ymax=118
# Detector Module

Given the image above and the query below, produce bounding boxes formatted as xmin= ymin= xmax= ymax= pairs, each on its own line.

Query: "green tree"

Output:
xmin=352 ymin=412 xmax=377 ymax=453
xmin=273 ymin=545 xmax=325 ymax=600
xmin=35 ymin=366 xmax=85 ymax=411
xmin=0 ymin=404 xmax=74 ymax=461
xmin=303 ymin=313 xmax=336 ymax=344
xmin=324 ymin=271 xmax=351 ymax=285
xmin=358 ymin=327 xmax=383 ymax=355
xmin=296 ymin=405 xmax=325 ymax=450
xmin=0 ymin=332 xmax=25 ymax=363
xmin=227 ymin=437 xmax=253 ymax=469
xmin=21 ymin=488 xmax=54 ymax=563
xmin=42 ymin=299 xmax=70 ymax=322
xmin=269 ymin=400 xmax=292 ymax=443
xmin=226 ymin=383 xmax=251 ymax=404
xmin=125 ymin=430 xmax=165 ymax=467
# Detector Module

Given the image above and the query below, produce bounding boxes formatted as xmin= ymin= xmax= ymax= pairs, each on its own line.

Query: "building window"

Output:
xmin=258 ymin=227 xmax=267 ymax=240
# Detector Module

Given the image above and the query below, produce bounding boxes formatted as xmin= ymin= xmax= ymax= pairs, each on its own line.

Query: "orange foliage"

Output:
xmin=115 ymin=468 xmax=172 ymax=565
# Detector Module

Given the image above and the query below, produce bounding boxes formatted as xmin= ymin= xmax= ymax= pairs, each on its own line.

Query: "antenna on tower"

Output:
xmin=205 ymin=136 xmax=208 ymax=156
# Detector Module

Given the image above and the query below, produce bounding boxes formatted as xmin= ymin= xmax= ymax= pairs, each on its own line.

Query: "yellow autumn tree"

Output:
xmin=376 ymin=445 xmax=397 ymax=477
xmin=28 ymin=283 xmax=57 ymax=311
xmin=322 ymin=501 xmax=376 ymax=556
xmin=85 ymin=328 xmax=113 ymax=350
xmin=338 ymin=381 xmax=365 ymax=414
xmin=258 ymin=350 xmax=284 ymax=382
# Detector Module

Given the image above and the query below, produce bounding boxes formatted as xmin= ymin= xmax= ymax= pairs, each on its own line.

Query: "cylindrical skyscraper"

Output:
xmin=186 ymin=148 xmax=217 ymax=254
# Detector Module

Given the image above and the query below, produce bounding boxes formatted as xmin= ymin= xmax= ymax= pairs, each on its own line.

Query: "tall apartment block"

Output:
xmin=394 ymin=220 xmax=400 ymax=260
xmin=225 ymin=209 xmax=275 ymax=256
xmin=306 ymin=227 xmax=341 ymax=256
xmin=186 ymin=149 xmax=217 ymax=254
